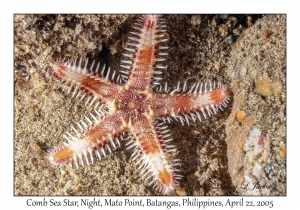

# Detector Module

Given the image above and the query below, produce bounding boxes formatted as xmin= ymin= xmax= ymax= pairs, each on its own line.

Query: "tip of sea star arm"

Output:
xmin=209 ymin=83 xmax=230 ymax=107
xmin=132 ymin=146 xmax=180 ymax=195
xmin=47 ymin=145 xmax=74 ymax=166
xmin=52 ymin=60 xmax=67 ymax=79
xmin=157 ymin=167 xmax=179 ymax=194
xmin=137 ymin=152 xmax=180 ymax=194
xmin=141 ymin=14 xmax=161 ymax=29
xmin=46 ymin=138 xmax=94 ymax=169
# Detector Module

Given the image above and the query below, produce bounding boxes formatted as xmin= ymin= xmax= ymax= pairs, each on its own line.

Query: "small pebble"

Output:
xmin=224 ymin=35 xmax=233 ymax=45
xmin=236 ymin=110 xmax=246 ymax=123
xmin=279 ymin=148 xmax=286 ymax=159
xmin=255 ymin=78 xmax=272 ymax=97
xmin=219 ymin=24 xmax=228 ymax=36
xmin=190 ymin=15 xmax=201 ymax=26
xmin=264 ymin=165 xmax=271 ymax=175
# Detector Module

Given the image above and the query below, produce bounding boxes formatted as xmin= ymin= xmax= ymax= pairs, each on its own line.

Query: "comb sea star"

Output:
xmin=48 ymin=14 xmax=230 ymax=194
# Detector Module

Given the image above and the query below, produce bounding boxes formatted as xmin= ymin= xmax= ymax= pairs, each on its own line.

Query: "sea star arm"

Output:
xmin=149 ymin=82 xmax=230 ymax=124
xmin=52 ymin=58 xmax=121 ymax=104
xmin=126 ymin=113 xmax=180 ymax=194
xmin=47 ymin=110 xmax=127 ymax=168
xmin=120 ymin=15 xmax=168 ymax=91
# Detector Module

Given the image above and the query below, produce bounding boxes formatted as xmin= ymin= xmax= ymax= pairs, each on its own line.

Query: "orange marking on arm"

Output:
xmin=81 ymin=77 xmax=118 ymax=101
xmin=134 ymin=46 xmax=154 ymax=76
xmin=158 ymin=168 xmax=172 ymax=186
xmin=85 ymin=112 xmax=125 ymax=144
xmin=138 ymin=46 xmax=154 ymax=66
xmin=81 ymin=77 xmax=101 ymax=92
xmin=81 ymin=77 xmax=102 ymax=92
xmin=130 ymin=46 xmax=155 ymax=89
xmin=131 ymin=115 xmax=161 ymax=154
xmin=86 ymin=125 xmax=109 ymax=144
xmin=148 ymin=94 xmax=193 ymax=116
xmin=140 ymin=133 xmax=161 ymax=154
xmin=210 ymin=88 xmax=229 ymax=105
xmin=171 ymin=95 xmax=192 ymax=111
xmin=52 ymin=147 xmax=74 ymax=163
xmin=147 ymin=21 xmax=155 ymax=29
xmin=210 ymin=91 xmax=221 ymax=101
